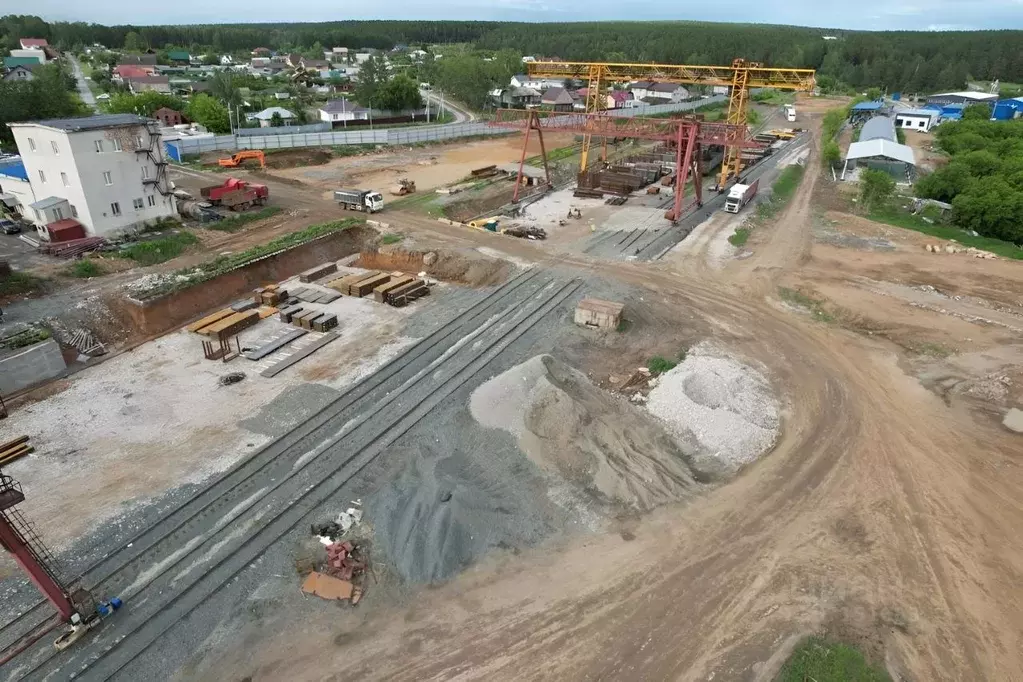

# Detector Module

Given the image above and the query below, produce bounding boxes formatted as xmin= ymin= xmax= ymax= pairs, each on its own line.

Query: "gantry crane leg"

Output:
xmin=720 ymin=64 xmax=753 ymax=188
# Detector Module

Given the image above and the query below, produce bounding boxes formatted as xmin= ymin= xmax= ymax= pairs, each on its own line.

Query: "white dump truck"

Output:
xmin=334 ymin=188 xmax=385 ymax=213
xmin=723 ymin=179 xmax=759 ymax=213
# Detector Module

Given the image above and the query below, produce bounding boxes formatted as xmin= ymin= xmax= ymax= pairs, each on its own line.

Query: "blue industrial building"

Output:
xmin=992 ymin=98 xmax=1023 ymax=121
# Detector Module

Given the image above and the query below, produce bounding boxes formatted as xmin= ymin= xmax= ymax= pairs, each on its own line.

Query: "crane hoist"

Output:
xmin=526 ymin=59 xmax=816 ymax=188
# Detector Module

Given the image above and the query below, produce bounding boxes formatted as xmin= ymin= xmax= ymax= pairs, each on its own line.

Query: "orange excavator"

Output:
xmin=218 ymin=150 xmax=266 ymax=169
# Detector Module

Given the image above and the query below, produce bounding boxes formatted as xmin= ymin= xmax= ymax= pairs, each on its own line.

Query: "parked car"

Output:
xmin=0 ymin=218 xmax=22 ymax=235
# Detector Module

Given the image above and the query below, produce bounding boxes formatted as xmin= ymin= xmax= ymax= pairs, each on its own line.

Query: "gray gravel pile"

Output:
xmin=470 ymin=354 xmax=703 ymax=510
xmin=647 ymin=343 xmax=780 ymax=475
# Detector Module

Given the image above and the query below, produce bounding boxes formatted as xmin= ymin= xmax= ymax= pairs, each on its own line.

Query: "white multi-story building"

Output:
xmin=7 ymin=114 xmax=176 ymax=238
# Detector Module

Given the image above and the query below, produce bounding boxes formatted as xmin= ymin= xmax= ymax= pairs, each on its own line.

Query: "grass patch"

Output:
xmin=205 ymin=206 xmax=283 ymax=233
xmin=0 ymin=271 xmax=48 ymax=297
xmin=64 ymin=259 xmax=104 ymax=278
xmin=132 ymin=218 xmax=363 ymax=299
xmin=778 ymin=286 xmax=835 ymax=322
xmin=0 ymin=326 xmax=51 ymax=350
xmin=777 ymin=637 xmax=892 ymax=682
xmin=118 ymin=231 xmax=200 ymax=266
xmin=527 ymin=144 xmax=579 ymax=167
xmin=647 ymin=356 xmax=678 ymax=375
xmin=728 ymin=226 xmax=751 ymax=246
xmin=869 ymin=206 xmax=1023 ymax=260
xmin=380 ymin=232 xmax=404 ymax=245
xmin=911 ymin=341 xmax=955 ymax=358
xmin=772 ymin=164 xmax=805 ymax=204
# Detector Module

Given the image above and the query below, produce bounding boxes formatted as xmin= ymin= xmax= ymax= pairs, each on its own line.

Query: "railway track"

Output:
xmin=1 ymin=270 xmax=578 ymax=679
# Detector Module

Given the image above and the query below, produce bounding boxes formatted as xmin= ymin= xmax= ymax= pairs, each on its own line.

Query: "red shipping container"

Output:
xmin=46 ymin=219 xmax=86 ymax=243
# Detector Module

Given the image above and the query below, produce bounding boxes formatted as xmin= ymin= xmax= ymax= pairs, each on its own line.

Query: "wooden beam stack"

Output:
xmin=0 ymin=436 xmax=33 ymax=467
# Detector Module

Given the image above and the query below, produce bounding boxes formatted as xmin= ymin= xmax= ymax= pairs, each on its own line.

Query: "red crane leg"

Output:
xmin=0 ymin=514 xmax=75 ymax=621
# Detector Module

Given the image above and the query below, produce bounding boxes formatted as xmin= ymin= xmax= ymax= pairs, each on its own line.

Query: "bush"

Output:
xmin=0 ymin=271 xmax=47 ymax=297
xmin=647 ymin=356 xmax=677 ymax=374
xmin=118 ymin=231 xmax=200 ymax=265
xmin=859 ymin=169 xmax=896 ymax=212
xmin=64 ymin=259 xmax=104 ymax=278
xmin=380 ymin=232 xmax=404 ymax=244
xmin=728 ymin=226 xmax=750 ymax=246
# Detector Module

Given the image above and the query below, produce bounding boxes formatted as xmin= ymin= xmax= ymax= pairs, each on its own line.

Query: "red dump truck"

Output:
xmin=723 ymin=179 xmax=759 ymax=214
xmin=200 ymin=177 xmax=269 ymax=210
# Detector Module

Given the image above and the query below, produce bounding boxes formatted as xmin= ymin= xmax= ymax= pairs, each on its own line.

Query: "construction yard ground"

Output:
xmin=0 ymin=92 xmax=1021 ymax=682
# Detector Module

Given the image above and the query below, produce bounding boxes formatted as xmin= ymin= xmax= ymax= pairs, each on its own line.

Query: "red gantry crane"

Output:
xmin=490 ymin=109 xmax=763 ymax=222
xmin=0 ymin=470 xmax=120 ymax=665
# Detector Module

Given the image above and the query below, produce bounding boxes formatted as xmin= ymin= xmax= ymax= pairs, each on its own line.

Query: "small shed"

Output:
xmin=575 ymin=299 xmax=624 ymax=331
xmin=849 ymin=100 xmax=885 ymax=124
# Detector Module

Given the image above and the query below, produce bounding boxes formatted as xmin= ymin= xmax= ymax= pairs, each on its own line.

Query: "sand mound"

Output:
xmin=471 ymin=355 xmax=703 ymax=510
xmin=646 ymin=344 xmax=779 ymax=475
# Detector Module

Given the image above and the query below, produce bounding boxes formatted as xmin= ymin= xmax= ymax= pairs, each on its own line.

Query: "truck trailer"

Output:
xmin=334 ymin=189 xmax=384 ymax=213
xmin=723 ymin=179 xmax=759 ymax=214
xmin=200 ymin=178 xmax=269 ymax=206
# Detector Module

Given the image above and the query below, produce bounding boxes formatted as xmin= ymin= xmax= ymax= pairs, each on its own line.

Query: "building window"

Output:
xmin=53 ymin=207 xmax=64 ymax=220
xmin=141 ymin=165 xmax=150 ymax=180
xmin=38 ymin=170 xmax=45 ymax=183
xmin=135 ymin=135 xmax=144 ymax=148
xmin=112 ymin=139 xmax=122 ymax=152
xmin=70 ymin=204 xmax=78 ymax=218
xmin=103 ymin=171 xmax=112 ymax=186
xmin=919 ymin=120 xmax=926 ymax=128
xmin=95 ymin=139 xmax=104 ymax=153
xmin=28 ymin=138 xmax=36 ymax=152
xmin=61 ymin=172 xmax=69 ymax=187
xmin=51 ymin=141 xmax=60 ymax=155
xmin=133 ymin=197 xmax=144 ymax=210
xmin=147 ymin=195 xmax=156 ymax=207
xmin=110 ymin=202 xmax=121 ymax=216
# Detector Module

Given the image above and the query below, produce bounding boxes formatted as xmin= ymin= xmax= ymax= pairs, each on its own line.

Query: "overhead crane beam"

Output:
xmin=527 ymin=59 xmax=816 ymax=186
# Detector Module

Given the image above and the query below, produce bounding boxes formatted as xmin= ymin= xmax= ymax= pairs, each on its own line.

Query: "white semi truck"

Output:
xmin=723 ymin=179 xmax=759 ymax=213
xmin=334 ymin=188 xmax=385 ymax=213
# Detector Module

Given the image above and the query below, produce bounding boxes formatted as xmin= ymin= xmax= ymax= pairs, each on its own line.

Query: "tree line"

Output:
xmin=5 ymin=15 xmax=1023 ymax=94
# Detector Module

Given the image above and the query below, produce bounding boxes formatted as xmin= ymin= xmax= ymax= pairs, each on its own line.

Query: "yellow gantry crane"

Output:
xmin=527 ymin=59 xmax=816 ymax=187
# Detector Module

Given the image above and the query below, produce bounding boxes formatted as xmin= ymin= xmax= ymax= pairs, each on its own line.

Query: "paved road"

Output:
xmin=68 ymin=54 xmax=98 ymax=112
xmin=420 ymin=89 xmax=475 ymax=124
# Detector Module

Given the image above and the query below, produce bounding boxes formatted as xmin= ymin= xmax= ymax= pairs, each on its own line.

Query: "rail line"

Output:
xmin=0 ymin=268 xmax=550 ymax=657
xmin=19 ymin=277 xmax=580 ymax=681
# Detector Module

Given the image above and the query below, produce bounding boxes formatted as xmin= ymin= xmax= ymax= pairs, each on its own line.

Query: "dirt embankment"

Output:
xmin=355 ymin=247 xmax=514 ymax=287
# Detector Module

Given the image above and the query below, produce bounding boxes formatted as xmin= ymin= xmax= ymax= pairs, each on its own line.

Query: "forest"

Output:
xmin=4 ymin=15 xmax=1023 ymax=94
xmin=915 ymin=108 xmax=1023 ymax=244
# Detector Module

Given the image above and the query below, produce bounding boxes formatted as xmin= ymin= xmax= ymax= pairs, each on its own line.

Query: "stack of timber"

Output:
xmin=187 ymin=309 xmax=261 ymax=340
xmin=324 ymin=270 xmax=431 ymax=307
xmin=253 ymin=284 xmax=289 ymax=307
xmin=0 ymin=436 xmax=33 ymax=467
xmin=290 ymin=309 xmax=339 ymax=332
xmin=299 ymin=262 xmax=339 ymax=283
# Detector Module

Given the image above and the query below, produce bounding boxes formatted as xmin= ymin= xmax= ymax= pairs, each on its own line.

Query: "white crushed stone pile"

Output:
xmin=647 ymin=346 xmax=780 ymax=471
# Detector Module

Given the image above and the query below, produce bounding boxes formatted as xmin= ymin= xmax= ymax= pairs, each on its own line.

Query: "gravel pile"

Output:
xmin=470 ymin=354 xmax=702 ymax=510
xmin=646 ymin=344 xmax=779 ymax=475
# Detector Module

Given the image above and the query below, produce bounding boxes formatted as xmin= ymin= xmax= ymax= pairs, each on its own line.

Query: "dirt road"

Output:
xmin=200 ymin=114 xmax=1023 ymax=681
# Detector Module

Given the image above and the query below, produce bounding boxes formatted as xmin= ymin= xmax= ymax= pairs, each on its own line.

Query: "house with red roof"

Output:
xmin=113 ymin=64 xmax=157 ymax=81
xmin=19 ymin=38 xmax=48 ymax=49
